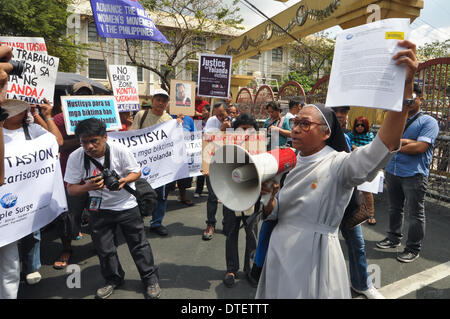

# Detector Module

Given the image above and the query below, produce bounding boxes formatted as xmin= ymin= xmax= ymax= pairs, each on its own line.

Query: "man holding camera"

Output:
xmin=64 ymin=118 xmax=161 ymax=299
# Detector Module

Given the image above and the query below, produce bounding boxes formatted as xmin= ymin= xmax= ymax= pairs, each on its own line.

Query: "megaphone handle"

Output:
xmin=260 ymin=174 xmax=282 ymax=206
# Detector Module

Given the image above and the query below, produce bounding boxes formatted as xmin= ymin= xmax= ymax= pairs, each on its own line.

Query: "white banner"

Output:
xmin=108 ymin=64 xmax=140 ymax=112
xmin=185 ymin=131 xmax=203 ymax=177
xmin=0 ymin=133 xmax=68 ymax=247
xmin=1 ymin=36 xmax=59 ymax=105
xmin=108 ymin=119 xmax=190 ymax=189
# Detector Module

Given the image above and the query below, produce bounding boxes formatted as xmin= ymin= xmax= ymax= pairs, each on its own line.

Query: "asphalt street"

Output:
xmin=17 ymin=184 xmax=450 ymax=299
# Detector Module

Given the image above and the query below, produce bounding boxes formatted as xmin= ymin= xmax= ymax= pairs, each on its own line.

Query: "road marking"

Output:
xmin=378 ymin=261 xmax=450 ymax=299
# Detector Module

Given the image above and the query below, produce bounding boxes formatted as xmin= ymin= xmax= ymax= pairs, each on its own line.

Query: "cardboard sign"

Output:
xmin=202 ymin=131 xmax=267 ymax=174
xmin=169 ymin=79 xmax=196 ymax=117
xmin=197 ymin=53 xmax=232 ymax=99
xmin=61 ymin=95 xmax=122 ymax=135
xmin=0 ymin=36 xmax=59 ymax=104
xmin=109 ymin=64 xmax=140 ymax=112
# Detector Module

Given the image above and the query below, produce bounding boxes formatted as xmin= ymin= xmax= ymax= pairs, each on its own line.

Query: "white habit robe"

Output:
xmin=256 ymin=135 xmax=396 ymax=299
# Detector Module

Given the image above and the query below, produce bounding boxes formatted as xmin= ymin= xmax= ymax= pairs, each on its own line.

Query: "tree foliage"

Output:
xmin=0 ymin=0 xmax=88 ymax=72
xmin=417 ymin=39 xmax=450 ymax=62
xmin=126 ymin=0 xmax=243 ymax=92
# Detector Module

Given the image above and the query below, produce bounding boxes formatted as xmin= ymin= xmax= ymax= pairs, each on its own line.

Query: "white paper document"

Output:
xmin=357 ymin=171 xmax=385 ymax=194
xmin=326 ymin=18 xmax=411 ymax=111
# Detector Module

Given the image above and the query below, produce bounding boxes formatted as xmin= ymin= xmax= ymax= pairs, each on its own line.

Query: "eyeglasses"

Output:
xmin=289 ymin=117 xmax=326 ymax=132
xmin=355 ymin=123 xmax=365 ymax=128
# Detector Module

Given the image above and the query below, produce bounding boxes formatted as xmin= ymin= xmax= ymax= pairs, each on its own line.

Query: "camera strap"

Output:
xmin=83 ymin=144 xmax=138 ymax=197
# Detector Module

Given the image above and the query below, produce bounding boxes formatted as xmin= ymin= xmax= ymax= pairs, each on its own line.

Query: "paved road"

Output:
xmin=18 ymin=186 xmax=450 ymax=299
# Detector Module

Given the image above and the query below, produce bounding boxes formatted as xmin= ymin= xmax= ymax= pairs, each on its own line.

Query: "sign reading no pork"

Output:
xmin=61 ymin=95 xmax=122 ymax=135
xmin=109 ymin=65 xmax=140 ymax=112
xmin=197 ymin=53 xmax=232 ymax=99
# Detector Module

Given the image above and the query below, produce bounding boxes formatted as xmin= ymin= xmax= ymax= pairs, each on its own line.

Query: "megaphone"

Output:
xmin=209 ymin=145 xmax=297 ymax=212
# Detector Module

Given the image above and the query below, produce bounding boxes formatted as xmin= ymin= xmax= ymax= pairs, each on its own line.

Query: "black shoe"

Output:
xmin=397 ymin=250 xmax=419 ymax=263
xmin=145 ymin=282 xmax=161 ymax=299
xmin=149 ymin=225 xmax=168 ymax=236
xmin=246 ymin=264 xmax=262 ymax=288
xmin=95 ymin=282 xmax=121 ymax=299
xmin=223 ymin=273 xmax=236 ymax=288
xmin=376 ymin=238 xmax=401 ymax=249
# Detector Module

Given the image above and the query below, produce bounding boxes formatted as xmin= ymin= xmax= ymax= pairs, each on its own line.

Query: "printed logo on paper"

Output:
xmin=1 ymin=193 xmax=18 ymax=209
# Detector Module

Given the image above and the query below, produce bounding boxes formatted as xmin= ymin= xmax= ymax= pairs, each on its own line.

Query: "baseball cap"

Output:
xmin=152 ymin=88 xmax=169 ymax=99
xmin=72 ymin=81 xmax=94 ymax=95
xmin=2 ymin=99 xmax=30 ymax=119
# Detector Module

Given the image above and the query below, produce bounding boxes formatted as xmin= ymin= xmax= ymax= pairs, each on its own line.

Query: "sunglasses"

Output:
xmin=289 ymin=117 xmax=326 ymax=132
xmin=355 ymin=123 xmax=365 ymax=128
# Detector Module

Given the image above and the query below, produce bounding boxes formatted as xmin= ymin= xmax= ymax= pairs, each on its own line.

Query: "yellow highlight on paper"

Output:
xmin=385 ymin=32 xmax=404 ymax=40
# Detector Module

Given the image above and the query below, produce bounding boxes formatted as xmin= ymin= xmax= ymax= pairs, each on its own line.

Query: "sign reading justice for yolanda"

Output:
xmin=61 ymin=95 xmax=122 ymax=135
xmin=197 ymin=53 xmax=232 ymax=99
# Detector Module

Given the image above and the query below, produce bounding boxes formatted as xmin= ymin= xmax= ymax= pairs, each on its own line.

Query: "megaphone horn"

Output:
xmin=209 ymin=145 xmax=297 ymax=212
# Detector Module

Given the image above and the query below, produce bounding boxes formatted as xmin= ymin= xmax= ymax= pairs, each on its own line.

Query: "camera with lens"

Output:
xmin=8 ymin=60 xmax=25 ymax=78
xmin=85 ymin=169 xmax=121 ymax=191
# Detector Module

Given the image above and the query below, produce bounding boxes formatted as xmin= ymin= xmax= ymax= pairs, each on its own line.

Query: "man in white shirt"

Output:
xmin=65 ymin=118 xmax=160 ymax=299
xmin=202 ymin=102 xmax=231 ymax=240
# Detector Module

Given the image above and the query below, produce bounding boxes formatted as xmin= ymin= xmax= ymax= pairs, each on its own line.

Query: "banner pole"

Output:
xmin=98 ymin=36 xmax=113 ymax=90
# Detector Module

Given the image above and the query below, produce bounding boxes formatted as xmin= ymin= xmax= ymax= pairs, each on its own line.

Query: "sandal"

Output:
xmin=53 ymin=249 xmax=72 ymax=269
xmin=368 ymin=216 xmax=377 ymax=225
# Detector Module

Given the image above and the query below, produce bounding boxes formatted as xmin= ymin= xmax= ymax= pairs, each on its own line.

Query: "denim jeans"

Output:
xmin=205 ymin=177 xmax=218 ymax=227
xmin=340 ymin=224 xmax=371 ymax=291
xmin=150 ymin=185 xmax=166 ymax=228
xmin=18 ymin=231 xmax=41 ymax=275
xmin=386 ymin=172 xmax=427 ymax=254
xmin=195 ymin=175 xmax=205 ymax=195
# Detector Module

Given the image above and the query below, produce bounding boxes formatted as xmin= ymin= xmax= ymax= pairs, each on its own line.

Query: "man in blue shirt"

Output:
xmin=377 ymin=84 xmax=439 ymax=263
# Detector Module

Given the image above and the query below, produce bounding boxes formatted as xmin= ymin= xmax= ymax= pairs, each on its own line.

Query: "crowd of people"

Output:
xmin=0 ymin=39 xmax=441 ymax=300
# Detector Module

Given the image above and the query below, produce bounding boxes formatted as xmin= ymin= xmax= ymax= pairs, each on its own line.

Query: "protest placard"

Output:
xmin=198 ymin=54 xmax=232 ymax=99
xmin=109 ymin=64 xmax=140 ymax=112
xmin=185 ymin=131 xmax=203 ymax=177
xmin=202 ymin=131 xmax=267 ymax=175
xmin=61 ymin=95 xmax=122 ymax=135
xmin=325 ymin=18 xmax=411 ymax=111
xmin=90 ymin=0 xmax=169 ymax=43
xmin=169 ymin=79 xmax=196 ymax=116
xmin=0 ymin=36 xmax=59 ymax=105
xmin=0 ymin=133 xmax=67 ymax=247
xmin=108 ymin=119 xmax=190 ymax=189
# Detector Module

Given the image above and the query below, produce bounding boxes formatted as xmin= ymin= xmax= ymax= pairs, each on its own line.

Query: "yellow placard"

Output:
xmin=385 ymin=32 xmax=404 ymax=40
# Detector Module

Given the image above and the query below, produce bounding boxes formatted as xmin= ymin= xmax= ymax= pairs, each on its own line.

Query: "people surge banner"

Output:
xmin=197 ymin=53 xmax=232 ymax=99
xmin=108 ymin=119 xmax=190 ymax=189
xmin=109 ymin=64 xmax=140 ymax=112
xmin=90 ymin=0 xmax=170 ymax=43
xmin=61 ymin=95 xmax=122 ymax=135
xmin=0 ymin=133 xmax=67 ymax=247
xmin=0 ymin=36 xmax=59 ymax=105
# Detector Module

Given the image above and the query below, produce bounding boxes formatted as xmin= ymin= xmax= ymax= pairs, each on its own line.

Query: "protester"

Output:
xmin=202 ymin=101 xmax=231 ymax=240
xmin=167 ymin=112 xmax=196 ymax=206
xmin=0 ymin=45 xmax=19 ymax=299
xmin=285 ymin=97 xmax=304 ymax=146
xmin=263 ymin=101 xmax=291 ymax=150
xmin=119 ymin=111 xmax=134 ymax=131
xmin=377 ymin=84 xmax=439 ymax=263
xmin=193 ymin=95 xmax=210 ymax=198
xmin=64 ymin=118 xmax=161 ymax=299
xmin=131 ymin=89 xmax=173 ymax=236
xmin=255 ymin=40 xmax=419 ymax=299
xmin=2 ymin=98 xmax=63 ymax=286
xmin=347 ymin=116 xmax=377 ymax=225
xmin=53 ymin=82 xmax=95 ymax=269
xmin=222 ymin=113 xmax=259 ymax=288
xmin=331 ymin=107 xmax=384 ymax=299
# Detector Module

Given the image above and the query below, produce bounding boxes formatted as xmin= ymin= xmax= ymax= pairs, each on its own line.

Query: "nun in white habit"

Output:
xmin=255 ymin=40 xmax=419 ymax=299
